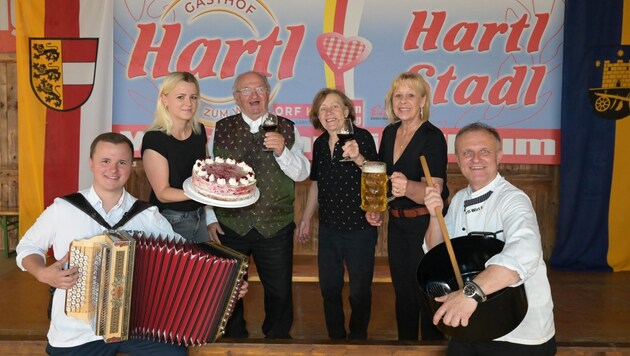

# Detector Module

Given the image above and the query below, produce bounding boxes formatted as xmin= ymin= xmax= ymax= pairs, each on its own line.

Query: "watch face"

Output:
xmin=463 ymin=284 xmax=476 ymax=297
xmin=463 ymin=282 xmax=485 ymax=302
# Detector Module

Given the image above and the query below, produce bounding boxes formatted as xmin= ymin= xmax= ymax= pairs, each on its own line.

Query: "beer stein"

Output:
xmin=360 ymin=161 xmax=388 ymax=212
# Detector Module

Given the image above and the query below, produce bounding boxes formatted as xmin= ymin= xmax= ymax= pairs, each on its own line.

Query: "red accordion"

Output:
xmin=65 ymin=231 xmax=248 ymax=346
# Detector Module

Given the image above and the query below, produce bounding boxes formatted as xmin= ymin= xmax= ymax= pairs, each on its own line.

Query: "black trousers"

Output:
xmin=220 ymin=222 xmax=295 ymax=339
xmin=387 ymin=213 xmax=443 ymax=341
xmin=317 ymin=225 xmax=378 ymax=340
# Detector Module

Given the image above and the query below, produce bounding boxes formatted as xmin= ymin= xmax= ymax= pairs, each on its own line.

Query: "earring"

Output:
xmin=421 ymin=107 xmax=424 ymax=119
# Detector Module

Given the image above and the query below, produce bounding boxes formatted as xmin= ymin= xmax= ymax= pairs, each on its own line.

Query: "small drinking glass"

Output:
xmin=337 ymin=117 xmax=355 ymax=162
xmin=261 ymin=113 xmax=278 ymax=151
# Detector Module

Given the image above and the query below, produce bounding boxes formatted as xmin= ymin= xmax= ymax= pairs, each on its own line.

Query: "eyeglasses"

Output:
xmin=235 ymin=86 xmax=268 ymax=96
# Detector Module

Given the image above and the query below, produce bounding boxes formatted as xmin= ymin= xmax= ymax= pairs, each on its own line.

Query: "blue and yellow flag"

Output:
xmin=552 ymin=1 xmax=630 ymax=271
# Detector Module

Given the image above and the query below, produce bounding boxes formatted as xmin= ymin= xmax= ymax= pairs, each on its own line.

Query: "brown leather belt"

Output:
xmin=389 ymin=206 xmax=430 ymax=218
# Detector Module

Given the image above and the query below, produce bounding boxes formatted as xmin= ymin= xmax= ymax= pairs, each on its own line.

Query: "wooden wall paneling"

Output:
xmin=6 ymin=61 xmax=17 ymax=169
xmin=0 ymin=54 xmax=17 ymax=169
xmin=0 ymin=54 xmax=18 ymax=251
xmin=0 ymin=54 xmax=19 ymax=209
xmin=0 ymin=170 xmax=18 ymax=208
xmin=0 ymin=59 xmax=8 ymax=167
xmin=126 ymin=160 xmax=151 ymax=202
xmin=374 ymin=217 xmax=389 ymax=257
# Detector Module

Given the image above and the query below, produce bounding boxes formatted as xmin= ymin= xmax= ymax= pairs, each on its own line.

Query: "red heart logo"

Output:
xmin=317 ymin=33 xmax=372 ymax=75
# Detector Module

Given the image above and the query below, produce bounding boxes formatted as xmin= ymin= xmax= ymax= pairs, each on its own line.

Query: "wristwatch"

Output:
xmin=463 ymin=281 xmax=487 ymax=303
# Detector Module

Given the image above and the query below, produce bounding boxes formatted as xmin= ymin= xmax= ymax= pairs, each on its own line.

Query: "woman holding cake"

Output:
xmin=297 ymin=88 xmax=378 ymax=340
xmin=141 ymin=71 xmax=211 ymax=243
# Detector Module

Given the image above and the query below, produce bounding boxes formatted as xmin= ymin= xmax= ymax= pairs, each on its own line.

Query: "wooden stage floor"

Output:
xmin=1 ymin=253 xmax=629 ymax=355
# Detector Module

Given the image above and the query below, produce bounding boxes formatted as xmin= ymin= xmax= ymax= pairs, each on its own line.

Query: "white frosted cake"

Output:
xmin=191 ymin=157 xmax=257 ymax=201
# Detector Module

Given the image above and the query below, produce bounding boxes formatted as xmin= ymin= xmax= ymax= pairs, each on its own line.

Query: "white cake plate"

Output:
xmin=183 ymin=177 xmax=260 ymax=208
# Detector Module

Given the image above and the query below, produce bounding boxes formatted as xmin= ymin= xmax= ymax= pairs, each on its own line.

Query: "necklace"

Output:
xmin=398 ymin=125 xmax=420 ymax=149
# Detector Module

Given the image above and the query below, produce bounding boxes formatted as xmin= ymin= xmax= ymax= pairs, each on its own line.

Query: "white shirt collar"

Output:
xmin=240 ymin=112 xmax=264 ymax=133
xmin=85 ymin=186 xmax=126 ymax=212
xmin=465 ymin=173 xmax=502 ymax=199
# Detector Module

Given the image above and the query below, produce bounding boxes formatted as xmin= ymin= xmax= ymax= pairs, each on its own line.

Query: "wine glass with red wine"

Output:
xmin=262 ymin=113 xmax=278 ymax=151
xmin=337 ymin=117 xmax=355 ymax=162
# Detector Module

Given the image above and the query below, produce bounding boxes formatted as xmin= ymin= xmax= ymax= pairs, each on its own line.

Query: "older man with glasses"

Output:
xmin=206 ymin=71 xmax=310 ymax=339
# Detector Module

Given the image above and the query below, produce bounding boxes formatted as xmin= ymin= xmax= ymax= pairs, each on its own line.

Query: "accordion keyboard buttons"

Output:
xmin=66 ymin=247 xmax=89 ymax=311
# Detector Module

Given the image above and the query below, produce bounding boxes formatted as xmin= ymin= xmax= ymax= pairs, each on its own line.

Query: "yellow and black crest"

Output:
xmin=589 ymin=48 xmax=630 ymax=120
xmin=29 ymin=38 xmax=99 ymax=111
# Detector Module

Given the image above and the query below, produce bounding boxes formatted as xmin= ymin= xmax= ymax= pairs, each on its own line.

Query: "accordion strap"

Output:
xmin=48 ymin=193 xmax=153 ymax=320
xmin=61 ymin=192 xmax=153 ymax=230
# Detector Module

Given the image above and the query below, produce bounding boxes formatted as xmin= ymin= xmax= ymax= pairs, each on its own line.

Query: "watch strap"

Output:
xmin=465 ymin=281 xmax=487 ymax=302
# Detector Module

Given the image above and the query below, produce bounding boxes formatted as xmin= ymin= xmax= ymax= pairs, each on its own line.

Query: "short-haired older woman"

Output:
xmin=366 ymin=72 xmax=450 ymax=341
xmin=298 ymin=88 xmax=378 ymax=340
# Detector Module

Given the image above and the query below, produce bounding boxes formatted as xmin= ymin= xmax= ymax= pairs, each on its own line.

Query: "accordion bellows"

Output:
xmin=65 ymin=231 xmax=248 ymax=346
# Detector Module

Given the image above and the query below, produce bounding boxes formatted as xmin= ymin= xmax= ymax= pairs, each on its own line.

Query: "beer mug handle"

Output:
xmin=386 ymin=175 xmax=395 ymax=203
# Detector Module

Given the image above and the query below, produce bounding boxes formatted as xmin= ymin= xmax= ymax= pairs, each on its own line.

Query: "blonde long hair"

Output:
xmin=147 ymin=71 xmax=202 ymax=135
xmin=384 ymin=72 xmax=431 ymax=124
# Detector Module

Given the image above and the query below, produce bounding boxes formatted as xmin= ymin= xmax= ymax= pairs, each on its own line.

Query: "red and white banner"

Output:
xmin=0 ymin=0 xmax=16 ymax=52
xmin=16 ymin=0 xmax=113 ymax=233
xmin=112 ymin=1 xmax=564 ymax=164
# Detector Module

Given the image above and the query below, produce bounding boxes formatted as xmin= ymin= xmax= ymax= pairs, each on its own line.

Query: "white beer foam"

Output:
xmin=362 ymin=163 xmax=386 ymax=173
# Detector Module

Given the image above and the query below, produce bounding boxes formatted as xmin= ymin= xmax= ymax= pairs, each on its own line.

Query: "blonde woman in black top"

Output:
xmin=141 ymin=72 xmax=211 ymax=243
xmin=366 ymin=72 xmax=449 ymax=341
